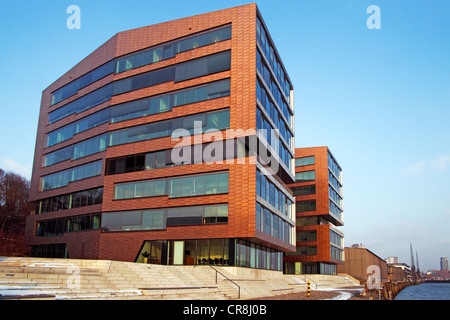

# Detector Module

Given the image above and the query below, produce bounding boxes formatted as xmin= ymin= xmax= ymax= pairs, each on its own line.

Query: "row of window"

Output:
xmin=256 ymin=54 xmax=292 ymax=131
xmin=296 ymin=200 xmax=316 ymax=212
xmin=256 ymin=107 xmax=292 ymax=170
xmin=31 ymin=244 xmax=67 ymax=258
xmin=235 ymin=239 xmax=283 ymax=271
xmin=116 ymin=25 xmax=231 ymax=73
xmin=36 ymin=213 xmax=101 ymax=237
xmin=106 ymin=139 xmax=246 ymax=176
xmin=46 ymin=78 xmax=231 ymax=148
xmin=328 ymin=153 xmax=342 ymax=183
xmin=286 ymin=245 xmax=317 ymax=256
xmin=329 ymin=185 xmax=343 ymax=209
xmin=110 ymin=78 xmax=230 ymax=124
xmin=43 ymin=108 xmax=230 ymax=167
xmin=331 ymin=246 xmax=344 ymax=261
xmin=49 ymin=83 xmax=113 ymax=124
xmin=295 ymin=156 xmax=315 ymax=167
xmin=51 ymin=61 xmax=115 ymax=106
xmin=255 ymin=202 xmax=293 ymax=245
xmin=50 ymin=25 xmax=231 ymax=107
xmin=40 ymin=160 xmax=102 ymax=191
xmin=329 ymin=200 xmax=343 ymax=222
xmin=113 ymin=50 xmax=231 ymax=96
xmin=36 ymin=187 xmax=103 ymax=214
xmin=256 ymin=169 xmax=293 ymax=219
xmin=256 ymin=80 xmax=292 ymax=149
xmin=256 ymin=17 xmax=291 ymax=102
xmin=46 ymin=108 xmax=110 ymax=147
xmin=101 ymin=204 xmax=228 ymax=232
xmin=48 ymin=51 xmax=231 ymax=124
xmin=296 ymin=230 xmax=317 ymax=242
xmin=291 ymin=185 xmax=316 ymax=196
xmin=328 ymin=170 xmax=342 ymax=195
xmin=114 ymin=171 xmax=229 ymax=200
xmin=295 ymin=170 xmax=315 ymax=182
xmin=330 ymin=230 xmax=344 ymax=247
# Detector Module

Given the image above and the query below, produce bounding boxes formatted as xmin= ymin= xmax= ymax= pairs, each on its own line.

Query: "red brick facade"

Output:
xmin=26 ymin=4 xmax=296 ymax=265
xmin=285 ymin=147 xmax=345 ymax=274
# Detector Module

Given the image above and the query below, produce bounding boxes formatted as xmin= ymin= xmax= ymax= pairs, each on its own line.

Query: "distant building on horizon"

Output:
xmin=441 ymin=257 xmax=449 ymax=271
xmin=385 ymin=256 xmax=398 ymax=264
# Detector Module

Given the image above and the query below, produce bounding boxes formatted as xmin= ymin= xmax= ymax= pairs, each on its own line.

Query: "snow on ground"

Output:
xmin=316 ymin=287 xmax=364 ymax=300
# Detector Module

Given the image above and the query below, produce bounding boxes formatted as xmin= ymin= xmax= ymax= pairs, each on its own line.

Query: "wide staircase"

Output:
xmin=0 ymin=256 xmax=357 ymax=300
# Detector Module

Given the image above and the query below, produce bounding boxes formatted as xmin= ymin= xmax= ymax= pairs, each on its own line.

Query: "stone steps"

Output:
xmin=0 ymin=256 xmax=360 ymax=300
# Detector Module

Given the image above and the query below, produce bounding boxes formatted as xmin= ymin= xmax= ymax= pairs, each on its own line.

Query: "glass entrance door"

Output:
xmin=173 ymin=241 xmax=184 ymax=265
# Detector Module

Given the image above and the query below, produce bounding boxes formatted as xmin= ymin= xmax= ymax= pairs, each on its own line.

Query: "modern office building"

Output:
xmin=284 ymin=147 xmax=344 ymax=275
xmin=26 ymin=4 xmax=296 ymax=271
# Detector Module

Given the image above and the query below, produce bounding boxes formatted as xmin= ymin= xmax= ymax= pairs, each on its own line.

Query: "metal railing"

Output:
xmin=304 ymin=275 xmax=318 ymax=289
xmin=209 ymin=266 xmax=240 ymax=299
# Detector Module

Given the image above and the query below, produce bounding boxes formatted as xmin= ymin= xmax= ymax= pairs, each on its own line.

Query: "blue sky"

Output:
xmin=0 ymin=0 xmax=448 ymax=271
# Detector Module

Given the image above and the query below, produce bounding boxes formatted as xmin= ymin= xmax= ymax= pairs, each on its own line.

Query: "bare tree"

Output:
xmin=0 ymin=169 xmax=30 ymax=237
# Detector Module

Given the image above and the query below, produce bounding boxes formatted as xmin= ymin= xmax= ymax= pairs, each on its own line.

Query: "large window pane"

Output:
xmin=217 ymin=173 xmax=229 ymax=193
xmin=295 ymin=170 xmax=315 ymax=182
xmin=205 ymin=174 xmax=217 ymax=194
xmin=181 ymin=177 xmax=194 ymax=197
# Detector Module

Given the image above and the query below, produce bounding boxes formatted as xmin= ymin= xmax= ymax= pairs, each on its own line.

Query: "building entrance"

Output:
xmin=136 ymin=239 xmax=232 ymax=266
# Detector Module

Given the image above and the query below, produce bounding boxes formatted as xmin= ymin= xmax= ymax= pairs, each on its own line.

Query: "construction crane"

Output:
xmin=410 ymin=243 xmax=416 ymax=279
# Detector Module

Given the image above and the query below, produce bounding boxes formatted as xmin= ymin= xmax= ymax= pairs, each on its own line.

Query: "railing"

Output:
xmin=209 ymin=266 xmax=240 ymax=299
xmin=303 ymin=275 xmax=318 ymax=289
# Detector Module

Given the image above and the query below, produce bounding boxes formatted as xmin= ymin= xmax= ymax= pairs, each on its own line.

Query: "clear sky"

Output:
xmin=0 ymin=0 xmax=448 ymax=271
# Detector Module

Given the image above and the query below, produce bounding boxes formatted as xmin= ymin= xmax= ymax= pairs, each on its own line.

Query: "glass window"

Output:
xmin=145 ymin=152 xmax=156 ymax=170
xmin=178 ymin=206 xmax=202 ymax=226
xmin=143 ymin=181 xmax=155 ymax=197
xmin=292 ymin=185 xmax=316 ymax=196
xmin=264 ymin=209 xmax=271 ymax=235
xmin=205 ymin=174 xmax=217 ymax=195
xmin=295 ymin=156 xmax=315 ymax=167
xmin=203 ymin=206 xmax=217 ymax=224
xmin=169 ymin=178 xmax=181 ymax=198
xmin=181 ymin=176 xmax=194 ymax=197
xmin=167 ymin=208 xmax=179 ymax=227
xmin=154 ymin=180 xmax=166 ymax=196
xmin=193 ymin=175 xmax=205 ymax=196
xmin=296 ymin=200 xmax=316 ymax=212
xmin=217 ymin=172 xmax=229 ymax=193
xmin=217 ymin=205 xmax=228 ymax=223
xmin=255 ymin=170 xmax=261 ymax=197
xmin=295 ymin=170 xmax=315 ymax=182
xmin=152 ymin=210 xmax=166 ymax=229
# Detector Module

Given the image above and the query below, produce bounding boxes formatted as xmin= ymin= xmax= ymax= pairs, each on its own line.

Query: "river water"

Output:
xmin=394 ymin=283 xmax=450 ymax=300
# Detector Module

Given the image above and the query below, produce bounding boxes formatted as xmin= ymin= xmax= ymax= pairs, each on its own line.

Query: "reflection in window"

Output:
xmin=114 ymin=172 xmax=228 ymax=200
xmin=36 ymin=187 xmax=103 ymax=214
xmin=101 ymin=204 xmax=228 ymax=232
xmin=116 ymin=25 xmax=231 ymax=73
xmin=296 ymin=200 xmax=316 ymax=212
xmin=295 ymin=156 xmax=315 ymax=167
xmin=43 ymin=109 xmax=229 ymax=167
xmin=295 ymin=170 xmax=315 ymax=182
xmin=40 ymin=161 xmax=102 ymax=191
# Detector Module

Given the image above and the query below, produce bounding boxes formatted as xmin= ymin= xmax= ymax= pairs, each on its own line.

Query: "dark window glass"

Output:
xmin=296 ymin=200 xmax=316 ymax=212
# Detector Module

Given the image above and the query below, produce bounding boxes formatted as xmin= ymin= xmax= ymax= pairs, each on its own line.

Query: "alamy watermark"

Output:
xmin=171 ymin=122 xmax=282 ymax=176
xmin=67 ymin=5 xmax=81 ymax=30
xmin=366 ymin=265 xmax=382 ymax=289
xmin=367 ymin=5 xmax=381 ymax=30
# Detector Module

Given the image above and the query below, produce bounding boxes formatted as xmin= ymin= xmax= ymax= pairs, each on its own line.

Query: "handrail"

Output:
xmin=209 ymin=266 xmax=240 ymax=299
xmin=304 ymin=275 xmax=318 ymax=289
